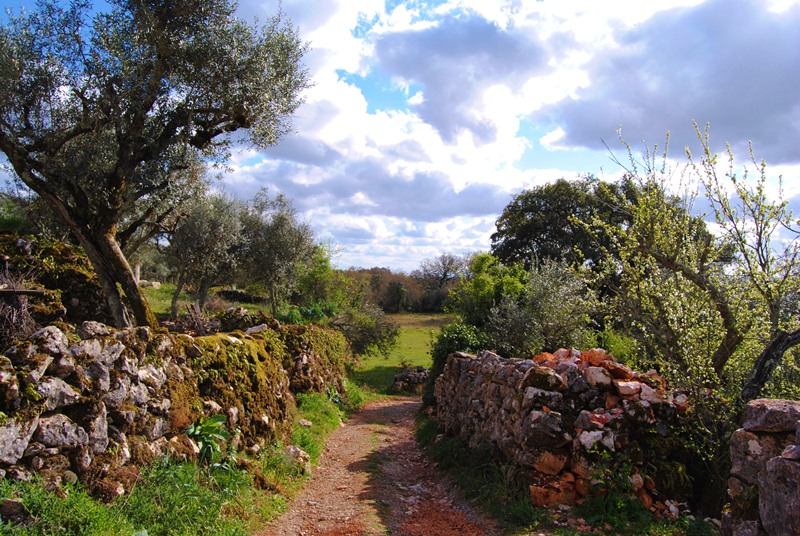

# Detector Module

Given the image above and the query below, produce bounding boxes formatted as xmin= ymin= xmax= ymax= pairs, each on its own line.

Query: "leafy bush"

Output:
xmin=328 ymin=304 xmax=400 ymax=357
xmin=187 ymin=414 xmax=231 ymax=465
xmin=423 ymin=320 xmax=488 ymax=406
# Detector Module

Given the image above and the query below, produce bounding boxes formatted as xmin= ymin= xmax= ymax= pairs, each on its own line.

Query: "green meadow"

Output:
xmin=349 ymin=313 xmax=451 ymax=392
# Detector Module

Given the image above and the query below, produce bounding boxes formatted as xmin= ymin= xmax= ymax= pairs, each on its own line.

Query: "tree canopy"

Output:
xmin=0 ymin=0 xmax=309 ymax=327
xmin=490 ymin=177 xmax=631 ymax=270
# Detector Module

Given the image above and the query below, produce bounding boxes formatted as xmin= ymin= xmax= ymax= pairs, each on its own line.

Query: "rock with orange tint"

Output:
xmin=529 ymin=483 xmax=578 ymax=506
xmin=604 ymin=393 xmax=621 ymax=409
xmin=602 ymin=361 xmax=635 ymax=380
xmin=574 ymin=478 xmax=592 ymax=496
xmin=584 ymin=366 xmax=613 ymax=389
xmin=531 ymin=449 xmax=569 ymax=475
xmin=582 ymin=348 xmax=611 ymax=366
xmin=614 ymin=380 xmax=642 ymax=397
xmin=636 ymin=489 xmax=654 ymax=509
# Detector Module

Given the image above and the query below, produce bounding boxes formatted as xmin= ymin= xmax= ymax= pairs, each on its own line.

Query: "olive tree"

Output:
xmin=239 ymin=189 xmax=315 ymax=316
xmin=0 ymin=0 xmax=309 ymax=327
xmin=165 ymin=192 xmax=243 ymax=318
xmin=690 ymin=124 xmax=800 ymax=402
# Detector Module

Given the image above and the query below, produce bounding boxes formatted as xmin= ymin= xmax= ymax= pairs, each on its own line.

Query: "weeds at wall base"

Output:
xmin=415 ymin=415 xmax=717 ymax=536
xmin=0 ymin=391 xmax=353 ymax=535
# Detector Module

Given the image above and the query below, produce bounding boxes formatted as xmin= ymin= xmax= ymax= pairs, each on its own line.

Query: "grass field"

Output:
xmin=142 ymin=285 xmax=449 ymax=394
xmin=350 ymin=313 xmax=451 ymax=392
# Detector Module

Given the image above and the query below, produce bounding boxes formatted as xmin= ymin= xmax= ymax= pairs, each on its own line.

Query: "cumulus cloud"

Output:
xmin=216 ymin=0 xmax=800 ymax=270
xmin=541 ymin=0 xmax=800 ymax=163
xmin=373 ymin=11 xmax=550 ymax=144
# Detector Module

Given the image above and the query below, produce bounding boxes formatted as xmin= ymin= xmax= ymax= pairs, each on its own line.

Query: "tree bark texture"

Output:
xmin=740 ymin=328 xmax=800 ymax=403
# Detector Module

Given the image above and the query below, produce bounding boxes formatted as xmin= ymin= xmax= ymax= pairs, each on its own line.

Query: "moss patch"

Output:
xmin=192 ymin=330 xmax=294 ymax=446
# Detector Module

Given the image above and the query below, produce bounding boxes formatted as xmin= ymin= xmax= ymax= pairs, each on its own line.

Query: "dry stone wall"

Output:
xmin=434 ymin=348 xmax=689 ymax=515
xmin=723 ymin=399 xmax=800 ymax=536
xmin=0 ymin=320 xmax=348 ymax=496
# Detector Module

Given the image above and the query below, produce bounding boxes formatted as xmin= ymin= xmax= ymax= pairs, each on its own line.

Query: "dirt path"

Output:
xmin=261 ymin=396 xmax=501 ymax=536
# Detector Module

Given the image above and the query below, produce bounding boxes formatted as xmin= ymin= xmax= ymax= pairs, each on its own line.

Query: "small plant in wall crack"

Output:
xmin=187 ymin=414 xmax=230 ymax=465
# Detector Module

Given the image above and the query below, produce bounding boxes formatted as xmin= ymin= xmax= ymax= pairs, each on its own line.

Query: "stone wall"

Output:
xmin=723 ymin=399 xmax=800 ymax=536
xmin=0 ymin=320 xmax=348 ymax=496
xmin=434 ymin=348 xmax=689 ymax=515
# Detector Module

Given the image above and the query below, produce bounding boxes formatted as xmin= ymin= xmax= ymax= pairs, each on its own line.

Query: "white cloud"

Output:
xmin=220 ymin=0 xmax=800 ymax=272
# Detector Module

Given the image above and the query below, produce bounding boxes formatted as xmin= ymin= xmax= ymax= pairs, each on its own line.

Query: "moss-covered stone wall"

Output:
xmin=0 ymin=320 xmax=351 ymax=496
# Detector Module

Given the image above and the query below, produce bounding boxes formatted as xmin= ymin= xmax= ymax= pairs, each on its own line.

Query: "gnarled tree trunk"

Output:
xmin=76 ymin=229 xmax=159 ymax=329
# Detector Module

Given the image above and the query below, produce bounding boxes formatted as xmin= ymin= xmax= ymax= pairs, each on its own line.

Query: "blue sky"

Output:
xmin=4 ymin=0 xmax=800 ymax=271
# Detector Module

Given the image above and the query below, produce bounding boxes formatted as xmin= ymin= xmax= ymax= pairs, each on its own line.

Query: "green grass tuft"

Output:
xmin=291 ymin=392 xmax=345 ymax=463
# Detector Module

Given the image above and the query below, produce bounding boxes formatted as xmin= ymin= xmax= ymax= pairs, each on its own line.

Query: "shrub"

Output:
xmin=423 ymin=320 xmax=488 ymax=406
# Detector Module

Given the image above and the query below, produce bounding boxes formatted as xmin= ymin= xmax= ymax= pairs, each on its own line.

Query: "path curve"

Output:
xmin=261 ymin=396 xmax=500 ymax=536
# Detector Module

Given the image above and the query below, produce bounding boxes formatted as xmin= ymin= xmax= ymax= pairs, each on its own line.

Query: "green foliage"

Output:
xmin=118 ymin=459 xmax=248 ymax=536
xmin=447 ymin=252 xmax=528 ymax=328
xmin=187 ymin=414 xmax=231 ymax=466
xmin=0 ymin=460 xmax=253 ymax=535
xmin=291 ymin=393 xmax=344 ymax=463
xmin=423 ymin=320 xmax=488 ymax=406
xmin=485 ymin=259 xmax=596 ymax=357
xmin=595 ymin=329 xmax=640 ymax=364
xmin=166 ymin=192 xmax=243 ymax=316
xmin=491 ymin=176 xmax=632 ymax=271
xmin=0 ymin=477 xmax=135 ymax=535
xmin=238 ymin=190 xmax=316 ymax=316
xmin=575 ymin=491 xmax=654 ymax=531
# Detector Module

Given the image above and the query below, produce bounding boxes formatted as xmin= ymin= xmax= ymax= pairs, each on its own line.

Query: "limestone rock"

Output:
xmin=78 ymin=321 xmax=111 ymax=340
xmin=743 ymin=399 xmax=800 ymax=433
xmin=390 ymin=367 xmax=429 ymax=393
xmin=783 ymin=444 xmax=800 ymax=460
xmin=37 ymin=377 xmax=81 ymax=411
xmin=204 ymin=399 xmax=223 ymax=414
xmin=758 ymin=457 xmax=800 ymax=536
xmin=244 ymin=324 xmax=269 ymax=335
xmin=35 ymin=414 xmax=88 ymax=449
xmin=0 ymin=416 xmax=40 ymax=464
xmin=30 ymin=326 xmax=68 ymax=356
xmin=103 ymin=376 xmax=131 ymax=409
xmin=47 ymin=354 xmax=77 ymax=378
xmin=730 ymin=428 xmax=792 ymax=485
xmin=285 ymin=445 xmax=312 ymax=475
xmin=85 ymin=361 xmax=110 ymax=391
xmin=129 ymin=382 xmax=150 ymax=406
xmin=85 ymin=402 xmax=109 ymax=454
xmin=138 ymin=365 xmax=166 ymax=390
xmin=0 ymin=356 xmax=20 ymax=411
xmin=521 ymin=386 xmax=563 ymax=411
xmin=21 ymin=353 xmax=54 ymax=383
xmin=519 ymin=366 xmax=567 ymax=392
xmin=522 ymin=410 xmax=570 ymax=448
xmin=584 ymin=366 xmax=613 ymax=389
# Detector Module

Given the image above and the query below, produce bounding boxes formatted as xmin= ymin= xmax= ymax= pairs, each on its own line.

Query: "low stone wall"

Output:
xmin=434 ymin=348 xmax=688 ymax=514
xmin=723 ymin=399 xmax=800 ymax=536
xmin=0 ymin=320 xmax=348 ymax=496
